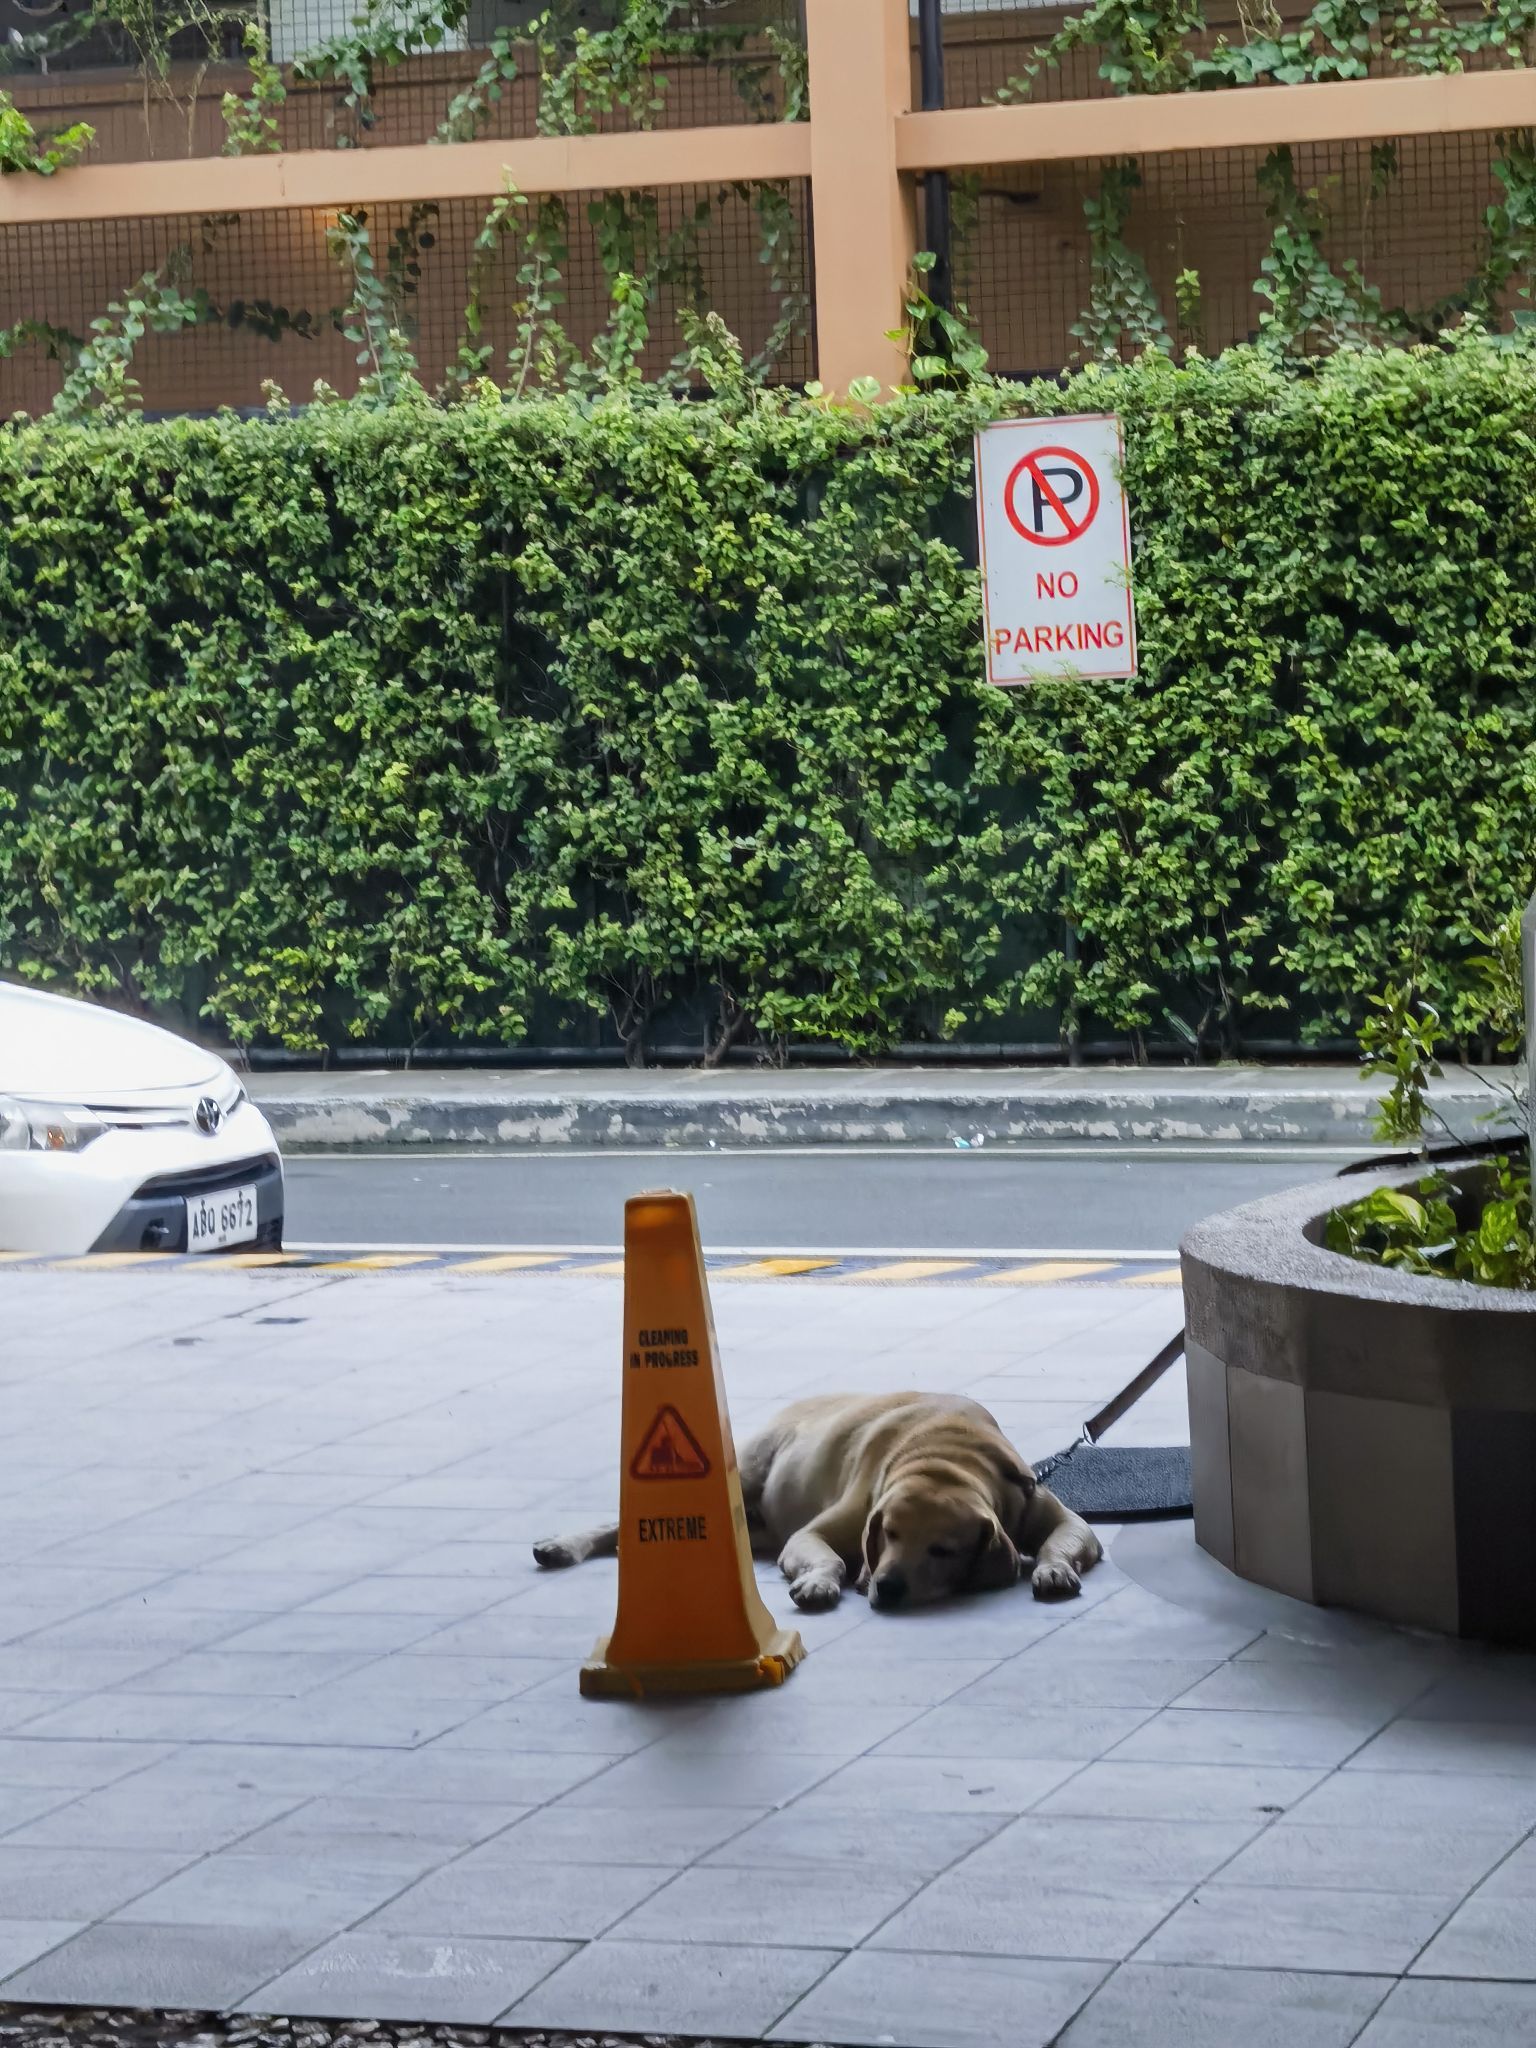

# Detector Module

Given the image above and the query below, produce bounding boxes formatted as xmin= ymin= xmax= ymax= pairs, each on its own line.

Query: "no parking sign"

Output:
xmin=975 ymin=414 xmax=1137 ymax=686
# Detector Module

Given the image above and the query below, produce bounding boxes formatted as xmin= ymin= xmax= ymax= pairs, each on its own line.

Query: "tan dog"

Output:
xmin=533 ymin=1391 xmax=1101 ymax=1612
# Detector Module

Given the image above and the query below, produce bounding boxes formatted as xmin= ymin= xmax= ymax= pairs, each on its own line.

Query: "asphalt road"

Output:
xmin=283 ymin=1144 xmax=1364 ymax=1253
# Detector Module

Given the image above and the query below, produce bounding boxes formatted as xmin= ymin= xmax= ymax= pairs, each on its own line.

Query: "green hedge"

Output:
xmin=2 ymin=336 xmax=1534 ymax=1058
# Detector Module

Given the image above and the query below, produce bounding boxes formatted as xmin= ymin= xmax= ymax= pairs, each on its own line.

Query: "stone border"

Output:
xmin=1180 ymin=1159 xmax=1536 ymax=1644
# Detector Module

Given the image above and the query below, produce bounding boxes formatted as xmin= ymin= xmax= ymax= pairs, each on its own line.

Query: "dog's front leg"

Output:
xmin=533 ymin=1521 xmax=619 ymax=1569
xmin=1020 ymin=1488 xmax=1102 ymax=1599
xmin=778 ymin=1508 xmax=859 ymax=1610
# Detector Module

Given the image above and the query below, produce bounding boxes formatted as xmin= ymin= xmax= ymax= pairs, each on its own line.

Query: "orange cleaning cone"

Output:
xmin=581 ymin=1190 xmax=806 ymax=1699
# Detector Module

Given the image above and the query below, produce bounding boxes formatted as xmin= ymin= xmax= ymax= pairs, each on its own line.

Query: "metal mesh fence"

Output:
xmin=2 ymin=0 xmax=802 ymax=164
xmin=953 ymin=131 xmax=1517 ymax=376
xmin=932 ymin=0 xmax=1512 ymax=106
xmin=0 ymin=177 xmax=812 ymax=415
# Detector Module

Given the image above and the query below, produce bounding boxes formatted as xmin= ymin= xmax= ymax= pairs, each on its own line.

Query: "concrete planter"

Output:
xmin=1181 ymin=1162 xmax=1536 ymax=1645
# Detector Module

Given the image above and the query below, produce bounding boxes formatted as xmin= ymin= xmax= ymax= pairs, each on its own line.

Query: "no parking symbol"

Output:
xmin=975 ymin=414 xmax=1137 ymax=685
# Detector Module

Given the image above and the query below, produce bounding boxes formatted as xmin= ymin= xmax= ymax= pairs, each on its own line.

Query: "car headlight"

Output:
xmin=0 ymin=1096 xmax=107 ymax=1153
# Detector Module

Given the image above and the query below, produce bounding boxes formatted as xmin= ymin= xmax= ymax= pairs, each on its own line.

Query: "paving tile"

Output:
xmin=966 ymin=1659 xmax=1222 ymax=1710
xmin=111 ymin=1852 xmax=408 ymax=1930
xmin=643 ymin=1700 xmax=921 ymax=1761
xmin=365 ymin=1858 xmax=671 ymax=1940
xmin=1035 ymin=1762 xmax=1327 ymax=1823
xmin=610 ymin=1863 xmax=924 ymax=1948
xmin=0 ymin=1784 xmax=95 ymax=1835
xmin=1356 ymin=1978 xmax=1536 ymax=2044
xmin=1108 ymin=1708 xmax=1380 ymax=1769
xmin=1174 ymin=1660 xmax=1436 ymax=1719
xmin=335 ymin=1654 xmax=569 ymax=1704
xmin=1220 ymin=1821 xmax=1513 ymax=1895
xmin=16 ymin=1694 xmax=258 ymax=1744
xmin=431 ymin=1696 xmax=700 ymax=1755
xmin=125 ymin=1745 xmax=387 ymax=1798
xmin=873 ymin=1704 xmax=1154 ymax=1763
xmin=959 ymin=1813 xmax=1261 ymax=1887
xmin=760 ymin=1656 xmax=1004 ymax=1706
xmin=235 ymin=1795 xmax=530 ymax=1873
xmin=120 ymin=1649 xmax=375 ymax=1696
xmin=246 ymin=1931 xmax=575 ymax=2022
xmin=348 ymin=1749 xmax=614 ymax=1807
xmin=1056 ymin=1962 xmax=1391 ymax=2048
xmin=705 ymin=1805 xmax=1001 ymax=1878
xmin=797 ymin=1755 xmax=1080 ymax=1816
xmin=1409 ymin=1896 xmax=1536 ymax=1978
xmin=0 ymin=1921 xmax=81 ymax=1979
xmin=1479 ymin=1832 xmax=1536 ymax=1894
xmin=301 ymin=1576 xmax=520 ymax=1619
xmin=866 ymin=1866 xmax=1188 ymax=1962
xmin=1403 ymin=1665 xmax=1536 ymax=1724
xmin=0 ymin=1922 xmax=320 ymax=2008
xmin=557 ymin=1748 xmax=844 ymax=1810
xmin=5 ymin=1782 xmax=300 ymax=1853
xmin=474 ymin=1805 xmax=766 ymax=1867
xmin=1282 ymin=1769 xmax=1536 ymax=1833
xmin=1140 ymin=1883 xmax=1459 ymax=1973
xmin=0 ymin=1845 xmax=194 ymax=1917
xmin=0 ymin=1648 xmax=178 ymax=1691
xmin=771 ymin=1950 xmax=1110 ymax=2048
xmin=145 ymin=1571 xmax=359 ymax=1613
xmin=219 ymin=1612 xmax=442 ymax=1656
xmin=1344 ymin=1718 xmax=1536 ymax=1776
xmin=229 ymin=1692 xmax=479 ymax=1749
xmin=507 ymin=1937 xmax=836 ymax=2033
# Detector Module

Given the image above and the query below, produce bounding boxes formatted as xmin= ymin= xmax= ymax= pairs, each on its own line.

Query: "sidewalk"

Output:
xmin=0 ymin=1259 xmax=1531 ymax=2047
xmin=245 ymin=1061 xmax=1525 ymax=1151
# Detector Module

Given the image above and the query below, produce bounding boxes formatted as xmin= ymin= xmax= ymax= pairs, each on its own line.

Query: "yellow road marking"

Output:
xmin=984 ymin=1260 xmax=1116 ymax=1284
xmin=844 ymin=1259 xmax=976 ymax=1283
xmin=450 ymin=1252 xmax=566 ymax=1274
xmin=1120 ymin=1266 xmax=1184 ymax=1286
xmin=574 ymin=1259 xmax=628 ymax=1277
xmin=710 ymin=1257 xmax=840 ymax=1280
xmin=0 ymin=1251 xmax=42 ymax=1264
xmin=312 ymin=1253 xmax=438 ymax=1270
xmin=53 ymin=1252 xmax=168 ymax=1269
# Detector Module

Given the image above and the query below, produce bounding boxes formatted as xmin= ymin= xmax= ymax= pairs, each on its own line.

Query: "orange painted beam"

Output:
xmin=804 ymin=0 xmax=915 ymax=396
xmin=896 ymin=68 xmax=1536 ymax=170
xmin=0 ymin=120 xmax=813 ymax=225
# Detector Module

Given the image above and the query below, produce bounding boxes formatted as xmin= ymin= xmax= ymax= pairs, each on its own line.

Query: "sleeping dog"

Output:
xmin=533 ymin=1390 xmax=1101 ymax=1611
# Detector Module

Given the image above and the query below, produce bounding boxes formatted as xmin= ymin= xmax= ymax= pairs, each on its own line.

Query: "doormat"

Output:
xmin=1033 ymin=1441 xmax=1192 ymax=1521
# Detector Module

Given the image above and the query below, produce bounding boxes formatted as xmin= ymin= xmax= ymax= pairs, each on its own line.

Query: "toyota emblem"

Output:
xmin=194 ymin=1096 xmax=223 ymax=1136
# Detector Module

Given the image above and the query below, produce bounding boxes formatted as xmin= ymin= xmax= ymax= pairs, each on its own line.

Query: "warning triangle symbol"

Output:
xmin=630 ymin=1404 xmax=712 ymax=1481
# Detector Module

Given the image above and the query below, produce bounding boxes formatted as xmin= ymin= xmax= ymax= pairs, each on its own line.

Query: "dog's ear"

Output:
xmin=857 ymin=1507 xmax=885 ymax=1592
xmin=993 ymin=1449 xmax=1036 ymax=1541
xmin=969 ymin=1515 xmax=1023 ymax=1593
xmin=995 ymin=1449 xmax=1035 ymax=1495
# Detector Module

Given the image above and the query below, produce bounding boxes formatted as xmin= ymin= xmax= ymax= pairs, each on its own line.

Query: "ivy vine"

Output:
xmin=997 ymin=0 xmax=1536 ymax=358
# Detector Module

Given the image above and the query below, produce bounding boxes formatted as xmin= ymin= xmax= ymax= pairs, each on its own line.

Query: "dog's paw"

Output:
xmin=533 ymin=1538 xmax=576 ymax=1569
xmin=789 ymin=1570 xmax=844 ymax=1610
xmin=1031 ymin=1559 xmax=1082 ymax=1599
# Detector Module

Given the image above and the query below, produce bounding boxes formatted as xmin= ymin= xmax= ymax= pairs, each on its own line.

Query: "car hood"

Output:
xmin=0 ymin=983 xmax=227 ymax=1100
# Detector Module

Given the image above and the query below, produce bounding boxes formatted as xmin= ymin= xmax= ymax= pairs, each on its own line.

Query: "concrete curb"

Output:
xmin=247 ymin=1065 xmax=1525 ymax=1150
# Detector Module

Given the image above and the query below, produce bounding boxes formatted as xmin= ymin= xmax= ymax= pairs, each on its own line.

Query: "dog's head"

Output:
xmin=859 ymin=1450 xmax=1035 ymax=1611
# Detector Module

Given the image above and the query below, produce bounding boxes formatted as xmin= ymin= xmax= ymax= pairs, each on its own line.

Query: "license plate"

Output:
xmin=187 ymin=1182 xmax=259 ymax=1252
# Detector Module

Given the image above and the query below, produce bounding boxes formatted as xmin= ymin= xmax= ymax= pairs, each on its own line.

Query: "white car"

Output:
xmin=0 ymin=982 xmax=283 ymax=1256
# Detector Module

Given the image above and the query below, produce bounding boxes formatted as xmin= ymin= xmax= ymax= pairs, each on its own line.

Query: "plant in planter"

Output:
xmin=1325 ymin=904 xmax=1533 ymax=1290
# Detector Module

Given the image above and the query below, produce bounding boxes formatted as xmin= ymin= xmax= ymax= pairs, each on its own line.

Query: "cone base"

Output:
xmin=580 ymin=1627 xmax=806 ymax=1699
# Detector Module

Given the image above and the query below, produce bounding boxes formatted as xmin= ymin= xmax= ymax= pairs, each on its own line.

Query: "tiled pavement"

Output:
xmin=0 ymin=1262 xmax=1531 ymax=2046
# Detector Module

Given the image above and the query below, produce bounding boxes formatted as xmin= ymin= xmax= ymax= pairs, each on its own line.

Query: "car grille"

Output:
xmin=87 ymin=1082 xmax=246 ymax=1130
xmin=133 ymin=1154 xmax=281 ymax=1200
